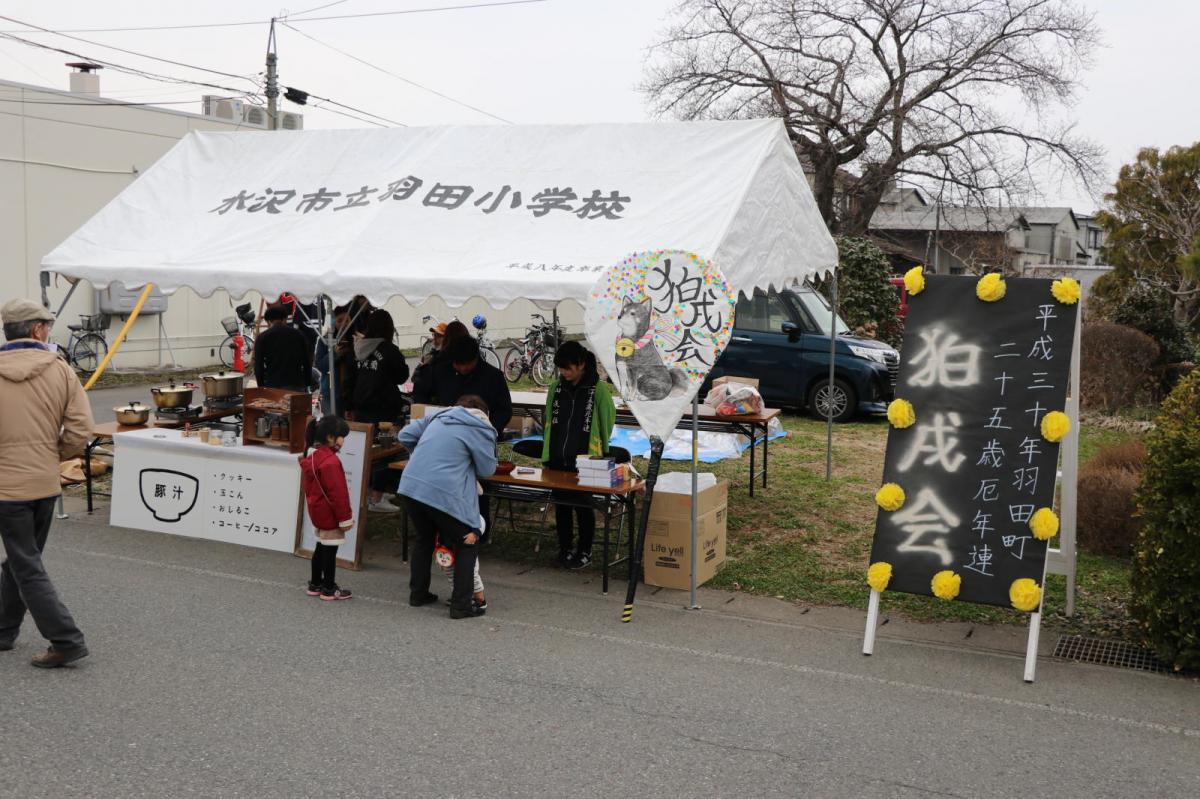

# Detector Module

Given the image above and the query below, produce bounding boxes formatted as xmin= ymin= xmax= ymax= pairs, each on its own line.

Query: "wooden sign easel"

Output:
xmin=862 ymin=289 xmax=1081 ymax=683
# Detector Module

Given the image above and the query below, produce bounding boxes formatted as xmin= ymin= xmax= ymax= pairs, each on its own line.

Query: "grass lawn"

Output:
xmin=368 ymin=402 xmax=1147 ymax=639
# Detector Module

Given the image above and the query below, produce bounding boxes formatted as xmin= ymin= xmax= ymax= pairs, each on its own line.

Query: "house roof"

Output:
xmin=870 ymin=205 xmax=1027 ymax=233
xmin=1012 ymin=206 xmax=1079 ymax=228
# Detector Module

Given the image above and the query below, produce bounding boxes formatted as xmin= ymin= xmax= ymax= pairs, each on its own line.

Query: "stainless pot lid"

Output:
xmin=199 ymin=371 xmax=244 ymax=382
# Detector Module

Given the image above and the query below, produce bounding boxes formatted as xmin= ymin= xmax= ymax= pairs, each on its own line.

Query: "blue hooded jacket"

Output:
xmin=398 ymin=406 xmax=497 ymax=529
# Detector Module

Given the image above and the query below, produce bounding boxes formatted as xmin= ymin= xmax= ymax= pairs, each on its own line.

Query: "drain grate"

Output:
xmin=1052 ymin=635 xmax=1170 ymax=674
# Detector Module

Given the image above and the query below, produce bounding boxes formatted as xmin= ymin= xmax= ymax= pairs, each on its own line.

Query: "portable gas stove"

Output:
xmin=154 ymin=404 xmax=204 ymax=423
xmin=203 ymin=395 xmax=243 ymax=412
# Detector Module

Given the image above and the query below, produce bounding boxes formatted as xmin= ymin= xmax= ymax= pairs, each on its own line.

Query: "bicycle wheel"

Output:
xmin=218 ymin=334 xmax=236 ymax=369
xmin=71 ymin=333 xmax=107 ymax=375
xmin=530 ymin=350 xmax=556 ymax=387
xmin=481 ymin=344 xmax=501 ymax=371
xmin=502 ymin=347 xmax=525 ymax=383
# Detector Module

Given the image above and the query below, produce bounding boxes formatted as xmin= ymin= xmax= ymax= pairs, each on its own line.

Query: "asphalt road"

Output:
xmin=1 ymin=509 xmax=1197 ymax=799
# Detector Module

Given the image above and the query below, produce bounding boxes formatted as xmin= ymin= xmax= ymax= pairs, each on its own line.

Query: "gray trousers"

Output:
xmin=0 ymin=496 xmax=86 ymax=650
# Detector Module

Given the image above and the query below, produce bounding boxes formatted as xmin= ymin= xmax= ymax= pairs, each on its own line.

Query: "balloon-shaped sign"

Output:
xmin=585 ymin=250 xmax=737 ymax=441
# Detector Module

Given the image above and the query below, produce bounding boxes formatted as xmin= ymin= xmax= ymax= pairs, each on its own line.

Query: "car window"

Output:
xmin=735 ymin=290 xmax=792 ymax=334
xmin=789 ymin=288 xmax=850 ymax=335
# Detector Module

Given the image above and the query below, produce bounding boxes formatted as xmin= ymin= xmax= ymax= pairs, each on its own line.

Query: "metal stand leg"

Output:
xmin=158 ymin=315 xmax=178 ymax=369
xmin=747 ymin=423 xmax=756 ymax=498
xmin=862 ymin=589 xmax=881 ymax=655
xmin=602 ymin=500 xmax=611 ymax=595
xmin=55 ymin=494 xmax=68 ymax=520
xmin=1023 ymin=611 xmax=1042 ymax=683
xmin=761 ymin=422 xmax=769 ymax=490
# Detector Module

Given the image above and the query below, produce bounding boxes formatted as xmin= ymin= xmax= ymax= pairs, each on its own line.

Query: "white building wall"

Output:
xmin=2 ymin=78 xmax=576 ymax=369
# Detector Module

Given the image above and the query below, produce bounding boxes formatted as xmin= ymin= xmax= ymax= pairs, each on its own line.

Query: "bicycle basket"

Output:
xmin=80 ymin=314 xmax=108 ymax=332
xmin=221 ymin=316 xmax=240 ymax=336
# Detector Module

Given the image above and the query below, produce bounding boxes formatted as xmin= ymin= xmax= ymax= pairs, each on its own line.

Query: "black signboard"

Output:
xmin=869 ymin=275 xmax=1079 ymax=609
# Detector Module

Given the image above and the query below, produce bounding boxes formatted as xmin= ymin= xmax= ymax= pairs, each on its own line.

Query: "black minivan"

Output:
xmin=706 ymin=285 xmax=899 ymax=422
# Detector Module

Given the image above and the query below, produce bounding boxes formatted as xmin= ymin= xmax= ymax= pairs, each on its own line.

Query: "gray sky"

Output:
xmin=2 ymin=0 xmax=1197 ymax=213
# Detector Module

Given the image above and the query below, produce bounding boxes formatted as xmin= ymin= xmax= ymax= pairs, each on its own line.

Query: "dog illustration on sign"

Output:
xmin=614 ymin=296 xmax=689 ymax=401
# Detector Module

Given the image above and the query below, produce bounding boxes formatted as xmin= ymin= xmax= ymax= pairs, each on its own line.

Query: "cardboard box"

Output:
xmin=505 ymin=414 xmax=536 ymax=438
xmin=712 ymin=374 xmax=760 ymax=390
xmin=409 ymin=403 xmax=446 ymax=420
xmin=642 ymin=480 xmax=728 ymax=590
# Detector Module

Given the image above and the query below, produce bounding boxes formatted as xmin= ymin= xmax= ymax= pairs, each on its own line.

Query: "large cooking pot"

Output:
xmin=199 ymin=370 xmax=244 ymax=399
xmin=113 ymin=401 xmax=150 ymax=426
xmin=150 ymin=382 xmax=194 ymax=409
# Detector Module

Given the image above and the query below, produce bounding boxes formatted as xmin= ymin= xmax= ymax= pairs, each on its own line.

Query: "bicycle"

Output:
xmin=502 ymin=314 xmax=562 ymax=387
xmin=470 ymin=314 xmax=501 ymax=370
xmin=218 ymin=303 xmax=257 ymax=369
xmin=64 ymin=313 xmax=110 ymax=375
xmin=418 ymin=313 xmax=501 ymax=370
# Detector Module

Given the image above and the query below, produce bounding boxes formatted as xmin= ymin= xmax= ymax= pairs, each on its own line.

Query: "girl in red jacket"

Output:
xmin=300 ymin=415 xmax=354 ymax=600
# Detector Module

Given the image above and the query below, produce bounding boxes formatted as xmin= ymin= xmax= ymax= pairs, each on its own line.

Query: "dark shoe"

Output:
xmin=556 ymin=550 xmax=573 ymax=568
xmin=449 ymin=603 xmax=485 ymax=619
xmin=320 ymin=586 xmax=352 ymax=601
xmin=567 ymin=552 xmax=593 ymax=570
xmin=0 ymin=640 xmax=14 ymax=652
xmin=305 ymin=582 xmax=322 ymax=597
xmin=31 ymin=646 xmax=89 ymax=669
xmin=409 ymin=591 xmax=438 ymax=607
xmin=472 ymin=599 xmax=488 ymax=616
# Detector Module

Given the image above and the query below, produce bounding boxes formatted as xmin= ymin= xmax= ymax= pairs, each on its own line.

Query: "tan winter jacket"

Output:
xmin=0 ymin=344 xmax=93 ymax=501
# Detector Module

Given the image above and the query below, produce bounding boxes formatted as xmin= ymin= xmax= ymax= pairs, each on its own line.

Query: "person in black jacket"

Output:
xmin=413 ymin=336 xmax=512 ymax=434
xmin=344 ymin=310 xmax=410 ymax=512
xmin=254 ymin=304 xmax=312 ymax=391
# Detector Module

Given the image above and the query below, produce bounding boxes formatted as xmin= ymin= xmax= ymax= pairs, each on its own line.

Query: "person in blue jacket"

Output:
xmin=398 ymin=395 xmax=497 ymax=619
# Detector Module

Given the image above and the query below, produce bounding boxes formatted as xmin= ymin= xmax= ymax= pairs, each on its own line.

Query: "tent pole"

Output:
xmin=623 ymin=437 xmax=664 ymax=623
xmin=688 ymin=393 xmax=700 ymax=610
xmin=552 ymin=306 xmax=560 ymax=352
xmin=826 ymin=266 xmax=838 ymax=481
xmin=324 ymin=295 xmax=338 ymax=417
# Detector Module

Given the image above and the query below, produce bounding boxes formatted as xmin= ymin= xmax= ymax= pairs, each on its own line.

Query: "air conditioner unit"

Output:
xmin=279 ymin=111 xmax=304 ymax=130
xmin=201 ymin=95 xmax=244 ymax=122
xmin=242 ymin=105 xmax=268 ymax=128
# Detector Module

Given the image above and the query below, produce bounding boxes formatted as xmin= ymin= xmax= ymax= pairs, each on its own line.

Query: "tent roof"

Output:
xmin=41 ymin=119 xmax=836 ymax=309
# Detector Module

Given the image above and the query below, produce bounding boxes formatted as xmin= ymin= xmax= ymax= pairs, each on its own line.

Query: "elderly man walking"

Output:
xmin=0 ymin=299 xmax=93 ymax=668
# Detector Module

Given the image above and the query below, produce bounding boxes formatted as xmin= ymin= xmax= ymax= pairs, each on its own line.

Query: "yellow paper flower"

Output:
xmin=875 ymin=483 xmax=906 ymax=512
xmin=1051 ymin=277 xmax=1081 ymax=305
xmin=1041 ymin=410 xmax=1070 ymax=442
xmin=1009 ymin=578 xmax=1042 ymax=612
xmin=931 ymin=570 xmax=961 ymax=601
xmin=975 ymin=272 xmax=1007 ymax=302
xmin=903 ymin=265 xmax=925 ymax=296
xmin=1029 ymin=507 xmax=1059 ymax=541
xmin=886 ymin=398 xmax=916 ymax=429
xmin=615 ymin=338 xmax=636 ymax=357
xmin=867 ymin=562 xmax=893 ymax=593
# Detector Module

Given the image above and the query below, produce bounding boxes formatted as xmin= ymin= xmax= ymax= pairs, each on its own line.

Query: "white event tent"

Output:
xmin=41 ymin=118 xmax=836 ymax=309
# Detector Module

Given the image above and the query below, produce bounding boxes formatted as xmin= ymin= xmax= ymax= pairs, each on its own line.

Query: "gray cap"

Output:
xmin=1 ymin=299 xmax=56 ymax=324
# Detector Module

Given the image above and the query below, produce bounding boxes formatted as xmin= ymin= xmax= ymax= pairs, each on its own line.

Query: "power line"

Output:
xmin=0 ymin=30 xmax=261 ymax=99
xmin=0 ymin=95 xmax=245 ymax=107
xmin=281 ymin=21 xmax=512 ymax=123
xmin=302 ymin=90 xmax=407 ymax=127
xmin=0 ymin=13 xmax=259 ymax=86
xmin=288 ymin=0 xmax=548 ymax=24
xmin=0 ymin=1 xmax=550 ymax=34
xmin=289 ymin=1 xmax=354 ymax=18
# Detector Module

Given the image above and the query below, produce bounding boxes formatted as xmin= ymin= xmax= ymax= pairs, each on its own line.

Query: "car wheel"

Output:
xmin=807 ymin=377 xmax=856 ymax=423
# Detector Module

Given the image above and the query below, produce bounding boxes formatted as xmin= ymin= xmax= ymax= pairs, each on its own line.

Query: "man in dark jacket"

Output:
xmin=343 ymin=310 xmax=410 ymax=513
xmin=413 ymin=336 xmax=512 ymax=434
xmin=254 ymin=304 xmax=311 ymax=391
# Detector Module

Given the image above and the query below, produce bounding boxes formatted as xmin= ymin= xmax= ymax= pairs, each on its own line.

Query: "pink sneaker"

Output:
xmin=320 ymin=586 xmax=353 ymax=601
xmin=305 ymin=582 xmax=322 ymax=597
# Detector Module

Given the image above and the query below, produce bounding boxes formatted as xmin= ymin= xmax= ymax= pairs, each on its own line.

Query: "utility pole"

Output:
xmin=933 ymin=199 xmax=941 ymax=274
xmin=265 ymin=19 xmax=279 ymax=130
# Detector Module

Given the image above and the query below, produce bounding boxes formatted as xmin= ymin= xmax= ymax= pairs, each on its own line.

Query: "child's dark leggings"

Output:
xmin=311 ymin=542 xmax=339 ymax=589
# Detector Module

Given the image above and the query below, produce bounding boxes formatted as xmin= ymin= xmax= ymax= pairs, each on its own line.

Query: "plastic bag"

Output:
xmin=704 ymin=381 xmax=764 ymax=416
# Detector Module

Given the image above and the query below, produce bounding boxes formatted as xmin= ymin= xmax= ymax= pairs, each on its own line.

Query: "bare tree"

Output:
xmin=643 ymin=0 xmax=1104 ymax=234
